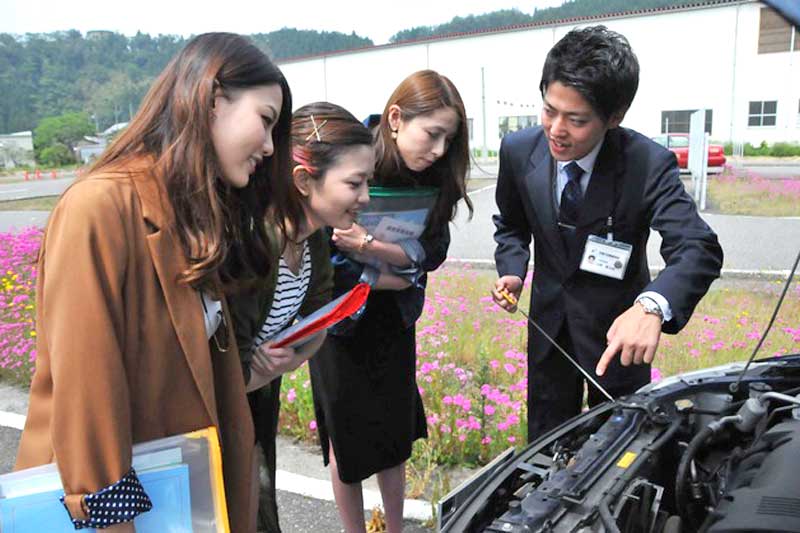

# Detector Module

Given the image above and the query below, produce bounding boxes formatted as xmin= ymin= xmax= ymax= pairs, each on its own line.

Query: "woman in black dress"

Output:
xmin=309 ymin=70 xmax=473 ymax=533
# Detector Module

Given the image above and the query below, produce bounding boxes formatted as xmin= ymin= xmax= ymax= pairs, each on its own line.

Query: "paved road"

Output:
xmin=3 ymin=174 xmax=800 ymax=272
xmin=0 ymin=176 xmax=74 ymax=201
xmin=0 ymin=382 xmax=433 ymax=532
xmin=449 ymin=182 xmax=800 ymax=273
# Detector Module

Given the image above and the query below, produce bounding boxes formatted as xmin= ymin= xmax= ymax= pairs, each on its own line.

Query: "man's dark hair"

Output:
xmin=539 ymin=26 xmax=640 ymax=122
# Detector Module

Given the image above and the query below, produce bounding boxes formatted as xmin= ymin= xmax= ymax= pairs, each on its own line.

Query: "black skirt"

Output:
xmin=309 ymin=290 xmax=427 ymax=483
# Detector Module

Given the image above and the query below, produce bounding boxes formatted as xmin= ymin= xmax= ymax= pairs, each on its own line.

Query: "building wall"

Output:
xmin=279 ymin=1 xmax=799 ymax=151
xmin=0 ymin=131 xmax=34 ymax=168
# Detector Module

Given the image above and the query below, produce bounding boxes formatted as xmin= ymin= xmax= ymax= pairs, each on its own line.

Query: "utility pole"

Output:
xmin=481 ymin=67 xmax=488 ymax=159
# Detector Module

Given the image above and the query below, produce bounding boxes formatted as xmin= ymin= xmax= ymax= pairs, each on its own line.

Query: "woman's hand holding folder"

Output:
xmin=246 ymin=331 xmax=327 ymax=392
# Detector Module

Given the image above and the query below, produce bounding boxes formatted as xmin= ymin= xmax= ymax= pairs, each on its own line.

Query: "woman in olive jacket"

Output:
xmin=229 ymin=101 xmax=373 ymax=532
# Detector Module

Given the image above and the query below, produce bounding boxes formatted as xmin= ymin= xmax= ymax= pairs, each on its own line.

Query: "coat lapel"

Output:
xmin=524 ymin=140 xmax=569 ymax=268
xmin=131 ymin=171 xmax=219 ymax=429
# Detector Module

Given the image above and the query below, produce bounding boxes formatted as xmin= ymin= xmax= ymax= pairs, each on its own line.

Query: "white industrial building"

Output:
xmin=278 ymin=0 xmax=799 ymax=152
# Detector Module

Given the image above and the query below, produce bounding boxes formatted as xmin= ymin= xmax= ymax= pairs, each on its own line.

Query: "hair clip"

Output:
xmin=305 ymin=115 xmax=328 ymax=142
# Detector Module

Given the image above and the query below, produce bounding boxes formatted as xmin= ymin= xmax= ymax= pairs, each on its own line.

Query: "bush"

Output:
xmin=741 ymin=141 xmax=800 ymax=157
xmin=38 ymin=143 xmax=74 ymax=166
xmin=770 ymin=142 xmax=800 ymax=157
xmin=722 ymin=142 xmax=732 ymax=156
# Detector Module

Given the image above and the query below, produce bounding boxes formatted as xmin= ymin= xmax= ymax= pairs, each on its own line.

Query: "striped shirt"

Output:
xmin=254 ymin=241 xmax=312 ymax=345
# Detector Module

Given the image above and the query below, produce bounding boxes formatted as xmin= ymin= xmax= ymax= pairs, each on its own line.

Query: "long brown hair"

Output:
xmin=90 ymin=32 xmax=293 ymax=290
xmin=287 ymin=101 xmax=373 ymax=239
xmin=373 ymin=70 xmax=473 ymax=231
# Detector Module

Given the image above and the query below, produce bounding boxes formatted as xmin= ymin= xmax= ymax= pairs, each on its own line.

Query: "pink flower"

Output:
xmin=484 ymin=405 xmax=496 ymax=415
xmin=286 ymin=388 xmax=297 ymax=403
xmin=309 ymin=420 xmax=317 ymax=431
xmin=651 ymin=367 xmax=663 ymax=382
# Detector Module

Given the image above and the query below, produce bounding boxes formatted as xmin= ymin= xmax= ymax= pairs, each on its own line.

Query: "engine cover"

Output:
xmin=708 ymin=418 xmax=800 ymax=532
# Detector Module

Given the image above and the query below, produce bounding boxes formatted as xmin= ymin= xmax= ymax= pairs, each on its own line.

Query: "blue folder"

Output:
xmin=0 ymin=463 xmax=192 ymax=532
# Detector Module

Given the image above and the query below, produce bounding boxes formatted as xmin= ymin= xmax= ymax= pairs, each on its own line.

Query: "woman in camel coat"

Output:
xmin=15 ymin=33 xmax=296 ymax=532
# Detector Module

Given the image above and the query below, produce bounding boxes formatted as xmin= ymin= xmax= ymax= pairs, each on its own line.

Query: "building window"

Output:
xmin=661 ymin=110 xmax=712 ymax=134
xmin=758 ymin=7 xmax=799 ymax=54
xmin=498 ymin=115 xmax=537 ymax=138
xmin=748 ymin=101 xmax=777 ymax=127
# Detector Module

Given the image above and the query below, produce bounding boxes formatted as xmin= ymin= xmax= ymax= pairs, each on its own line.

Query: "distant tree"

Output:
xmin=38 ymin=143 xmax=74 ymax=166
xmin=0 ymin=29 xmax=374 ymax=133
xmin=389 ymin=0 xmax=701 ymax=43
xmin=249 ymin=28 xmax=372 ymax=60
xmin=33 ymin=111 xmax=94 ymax=162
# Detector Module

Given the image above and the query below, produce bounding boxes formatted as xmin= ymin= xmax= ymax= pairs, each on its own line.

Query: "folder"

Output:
xmin=349 ymin=186 xmax=438 ymax=267
xmin=269 ymin=282 xmax=371 ymax=349
xmin=0 ymin=427 xmax=229 ymax=533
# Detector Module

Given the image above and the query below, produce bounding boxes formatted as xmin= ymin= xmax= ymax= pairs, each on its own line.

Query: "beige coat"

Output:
xmin=15 ymin=160 xmax=255 ymax=531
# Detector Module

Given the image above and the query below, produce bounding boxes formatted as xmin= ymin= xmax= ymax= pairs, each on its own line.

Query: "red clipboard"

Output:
xmin=269 ymin=283 xmax=371 ymax=348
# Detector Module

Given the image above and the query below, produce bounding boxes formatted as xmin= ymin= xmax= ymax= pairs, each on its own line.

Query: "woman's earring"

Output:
xmin=391 ymin=129 xmax=398 ymax=140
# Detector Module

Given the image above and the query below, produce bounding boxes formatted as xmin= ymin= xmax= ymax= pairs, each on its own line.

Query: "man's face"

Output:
xmin=541 ymin=81 xmax=623 ymax=161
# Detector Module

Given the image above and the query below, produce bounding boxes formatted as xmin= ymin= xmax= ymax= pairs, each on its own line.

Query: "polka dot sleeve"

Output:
xmin=59 ymin=468 xmax=153 ymax=529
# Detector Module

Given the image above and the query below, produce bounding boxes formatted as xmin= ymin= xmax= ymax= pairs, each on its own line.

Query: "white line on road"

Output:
xmin=468 ymin=184 xmax=496 ymax=196
xmin=276 ymin=470 xmax=432 ymax=521
xmin=0 ymin=410 xmax=434 ymax=521
xmin=0 ymin=410 xmax=26 ymax=430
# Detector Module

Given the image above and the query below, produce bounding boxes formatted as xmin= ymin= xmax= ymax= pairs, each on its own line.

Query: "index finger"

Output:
xmin=596 ymin=340 xmax=620 ymax=376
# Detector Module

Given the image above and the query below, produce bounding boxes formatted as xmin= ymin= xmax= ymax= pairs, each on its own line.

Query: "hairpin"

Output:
xmin=305 ymin=115 xmax=328 ymax=142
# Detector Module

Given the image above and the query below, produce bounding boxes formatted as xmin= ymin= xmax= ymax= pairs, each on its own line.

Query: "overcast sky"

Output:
xmin=1 ymin=0 xmax=565 ymax=44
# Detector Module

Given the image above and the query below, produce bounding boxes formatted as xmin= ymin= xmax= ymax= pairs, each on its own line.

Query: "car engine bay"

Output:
xmin=440 ymin=355 xmax=800 ymax=533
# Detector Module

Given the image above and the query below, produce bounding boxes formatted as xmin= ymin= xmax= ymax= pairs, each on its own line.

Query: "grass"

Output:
xmin=275 ymin=267 xmax=799 ymax=499
xmin=2 ymin=230 xmax=799 ymax=503
xmin=0 ymin=197 xmax=60 ymax=211
xmin=705 ymin=166 xmax=800 ymax=216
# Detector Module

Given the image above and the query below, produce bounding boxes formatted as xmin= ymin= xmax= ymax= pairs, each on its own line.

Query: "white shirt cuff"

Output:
xmin=637 ymin=291 xmax=673 ymax=323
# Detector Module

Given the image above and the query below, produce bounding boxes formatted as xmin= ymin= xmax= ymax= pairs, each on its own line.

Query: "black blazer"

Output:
xmin=493 ymin=126 xmax=723 ymax=366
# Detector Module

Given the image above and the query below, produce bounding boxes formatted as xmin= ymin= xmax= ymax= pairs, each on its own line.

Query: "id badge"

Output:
xmin=580 ymin=234 xmax=632 ymax=280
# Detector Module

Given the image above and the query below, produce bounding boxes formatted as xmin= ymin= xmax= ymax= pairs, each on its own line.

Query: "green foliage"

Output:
xmin=249 ymin=28 xmax=372 ymax=60
xmin=391 ymin=9 xmax=535 ymax=42
xmin=38 ymin=143 xmax=74 ymax=166
xmin=33 ymin=111 xmax=93 ymax=160
xmin=741 ymin=141 xmax=800 ymax=157
xmin=770 ymin=142 xmax=800 ymax=157
xmin=390 ymin=0 xmax=700 ymax=43
xmin=0 ymin=29 xmax=372 ymax=134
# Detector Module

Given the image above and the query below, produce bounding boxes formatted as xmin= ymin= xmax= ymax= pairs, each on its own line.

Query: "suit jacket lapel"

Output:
xmin=131 ymin=170 xmax=219 ymax=429
xmin=525 ymin=140 xmax=569 ymax=267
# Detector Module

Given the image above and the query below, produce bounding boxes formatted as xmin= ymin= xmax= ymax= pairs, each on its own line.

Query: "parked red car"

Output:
xmin=652 ymin=133 xmax=726 ymax=168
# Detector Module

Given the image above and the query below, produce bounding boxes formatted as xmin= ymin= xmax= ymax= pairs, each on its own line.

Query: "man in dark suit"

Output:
xmin=491 ymin=26 xmax=723 ymax=441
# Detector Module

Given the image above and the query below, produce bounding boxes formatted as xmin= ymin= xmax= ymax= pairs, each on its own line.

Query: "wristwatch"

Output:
xmin=359 ymin=233 xmax=374 ymax=253
xmin=636 ymin=296 xmax=664 ymax=323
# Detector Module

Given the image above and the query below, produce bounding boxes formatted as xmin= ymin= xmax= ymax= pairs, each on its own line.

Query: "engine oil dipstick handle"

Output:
xmin=499 ymin=289 xmax=615 ymax=402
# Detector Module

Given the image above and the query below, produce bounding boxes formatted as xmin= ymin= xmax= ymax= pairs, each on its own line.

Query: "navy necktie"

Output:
xmin=559 ymin=161 xmax=584 ymax=227
xmin=559 ymin=161 xmax=585 ymax=258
